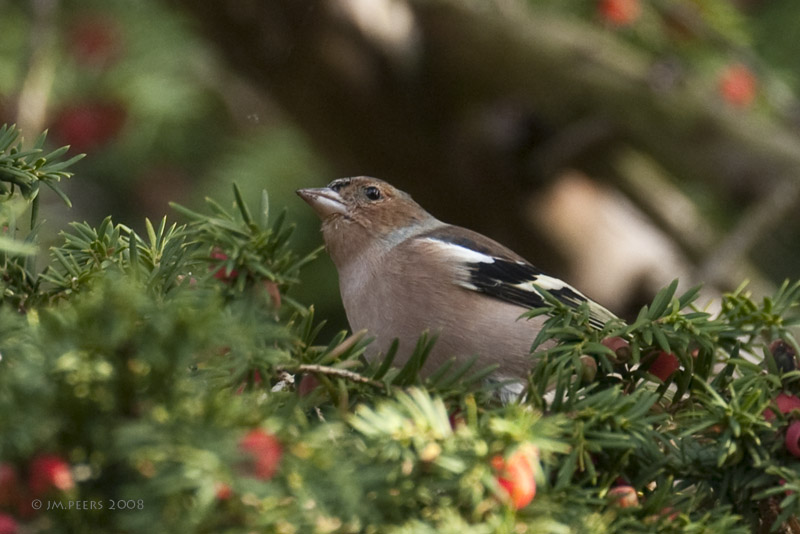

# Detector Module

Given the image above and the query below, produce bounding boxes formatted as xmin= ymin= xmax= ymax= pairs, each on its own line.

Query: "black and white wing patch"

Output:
xmin=464 ymin=257 xmax=616 ymax=329
xmin=421 ymin=237 xmax=616 ymax=329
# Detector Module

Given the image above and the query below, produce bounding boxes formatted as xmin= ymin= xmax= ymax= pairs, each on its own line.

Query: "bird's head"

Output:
xmin=297 ymin=176 xmax=435 ymax=265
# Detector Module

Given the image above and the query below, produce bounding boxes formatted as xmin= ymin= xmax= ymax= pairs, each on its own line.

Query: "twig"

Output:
xmin=16 ymin=0 xmax=59 ymax=145
xmin=609 ymin=144 xmax=779 ymax=294
xmin=611 ymin=146 xmax=715 ymax=261
xmin=321 ymin=329 xmax=369 ymax=363
xmin=279 ymin=363 xmax=385 ymax=389
xmin=696 ymin=178 xmax=800 ymax=288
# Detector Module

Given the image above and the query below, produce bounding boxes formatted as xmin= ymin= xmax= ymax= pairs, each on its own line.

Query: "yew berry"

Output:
xmin=214 ymin=482 xmax=233 ymax=500
xmin=239 ymin=429 xmax=282 ymax=480
xmin=297 ymin=374 xmax=320 ymax=397
xmin=598 ymin=0 xmax=641 ymax=27
xmin=493 ymin=445 xmax=538 ymax=510
xmin=0 ymin=514 xmax=18 ymax=534
xmin=660 ymin=507 xmax=679 ymax=521
xmin=601 ymin=336 xmax=632 ymax=364
xmin=608 ymin=485 xmax=639 ymax=507
xmin=28 ymin=455 xmax=74 ymax=497
xmin=52 ymin=101 xmax=126 ymax=151
xmin=68 ymin=15 xmax=122 ymax=68
xmin=648 ymin=351 xmax=680 ymax=382
xmin=776 ymin=393 xmax=800 ymax=414
xmin=645 ymin=505 xmax=679 ymax=525
xmin=210 ymin=249 xmax=239 ymax=282
xmin=719 ymin=64 xmax=757 ymax=108
xmin=764 ymin=392 xmax=800 ymax=421
xmin=786 ymin=421 xmax=800 ymax=458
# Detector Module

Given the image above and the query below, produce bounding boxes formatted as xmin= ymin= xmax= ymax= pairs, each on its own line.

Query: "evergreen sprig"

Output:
xmin=0 ymin=124 xmax=83 ymax=225
xmin=0 ymin=127 xmax=84 ymax=309
xmin=170 ymin=184 xmax=321 ymax=298
xmin=3 ymin=125 xmax=800 ymax=532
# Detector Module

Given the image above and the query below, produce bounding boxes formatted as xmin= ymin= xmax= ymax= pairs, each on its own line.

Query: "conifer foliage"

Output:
xmin=1 ymin=125 xmax=800 ymax=533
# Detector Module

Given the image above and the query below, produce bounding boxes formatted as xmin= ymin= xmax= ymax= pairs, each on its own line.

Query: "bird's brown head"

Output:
xmin=297 ymin=176 xmax=435 ymax=265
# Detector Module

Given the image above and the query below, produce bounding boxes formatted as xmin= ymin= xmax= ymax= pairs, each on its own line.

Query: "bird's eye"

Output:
xmin=364 ymin=186 xmax=381 ymax=201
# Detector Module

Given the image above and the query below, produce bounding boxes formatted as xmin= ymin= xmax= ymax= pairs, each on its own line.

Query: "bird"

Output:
xmin=297 ymin=176 xmax=615 ymax=382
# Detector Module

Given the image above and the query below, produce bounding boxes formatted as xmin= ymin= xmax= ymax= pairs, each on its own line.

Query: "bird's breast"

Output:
xmin=335 ymin=250 xmax=541 ymax=379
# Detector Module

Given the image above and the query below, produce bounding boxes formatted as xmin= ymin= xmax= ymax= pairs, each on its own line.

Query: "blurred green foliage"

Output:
xmin=1 ymin=0 xmax=346 ymax=331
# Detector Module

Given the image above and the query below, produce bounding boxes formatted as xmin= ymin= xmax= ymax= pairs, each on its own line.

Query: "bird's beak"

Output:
xmin=296 ymin=187 xmax=348 ymax=219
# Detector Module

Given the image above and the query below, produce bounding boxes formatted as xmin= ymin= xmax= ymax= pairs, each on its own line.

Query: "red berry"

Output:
xmin=210 ymin=249 xmax=227 ymax=260
xmin=719 ymin=64 xmax=757 ymax=108
xmin=0 ymin=464 xmax=19 ymax=506
xmin=52 ymin=101 xmax=126 ymax=151
xmin=598 ymin=0 xmax=641 ymax=26
xmin=786 ymin=421 xmax=800 ymax=458
xmin=0 ymin=513 xmax=18 ymax=534
xmin=297 ymin=374 xmax=320 ymax=397
xmin=775 ymin=393 xmax=800 ymax=415
xmin=251 ymin=369 xmax=263 ymax=387
xmin=608 ymin=485 xmax=639 ymax=507
xmin=492 ymin=445 xmax=538 ymax=509
xmin=648 ymin=351 xmax=680 ymax=382
xmin=239 ymin=429 xmax=282 ymax=480
xmin=660 ymin=506 xmax=679 ymax=520
xmin=764 ymin=393 xmax=800 ymax=421
xmin=210 ymin=248 xmax=239 ymax=282
xmin=601 ymin=337 xmax=632 ymax=364
xmin=490 ymin=455 xmax=505 ymax=472
xmin=67 ymin=14 xmax=122 ymax=68
xmin=214 ymin=482 xmax=233 ymax=500
xmin=28 ymin=455 xmax=74 ymax=497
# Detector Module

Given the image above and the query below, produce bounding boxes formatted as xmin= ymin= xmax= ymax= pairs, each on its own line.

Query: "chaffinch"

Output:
xmin=297 ymin=176 xmax=615 ymax=380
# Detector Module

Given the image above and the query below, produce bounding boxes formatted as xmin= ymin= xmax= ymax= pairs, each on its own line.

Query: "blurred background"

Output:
xmin=2 ymin=0 xmax=800 ymax=334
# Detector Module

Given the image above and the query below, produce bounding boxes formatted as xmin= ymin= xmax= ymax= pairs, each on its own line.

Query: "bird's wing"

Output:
xmin=415 ymin=226 xmax=616 ymax=329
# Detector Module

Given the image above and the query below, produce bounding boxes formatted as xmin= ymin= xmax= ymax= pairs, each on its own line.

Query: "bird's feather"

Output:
xmin=419 ymin=229 xmax=615 ymax=329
